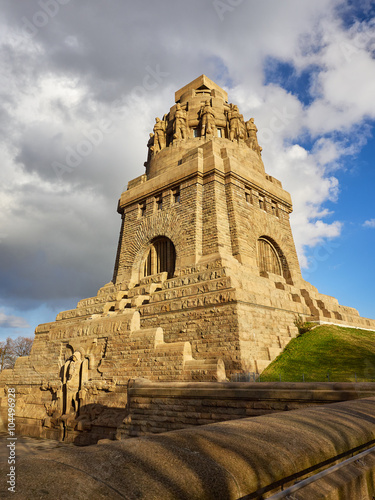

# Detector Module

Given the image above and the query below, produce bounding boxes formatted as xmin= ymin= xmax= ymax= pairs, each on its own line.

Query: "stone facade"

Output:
xmin=1 ymin=75 xmax=374 ymax=442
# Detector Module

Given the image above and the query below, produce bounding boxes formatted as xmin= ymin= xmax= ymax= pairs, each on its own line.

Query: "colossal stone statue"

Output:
xmin=173 ymin=103 xmax=187 ymax=140
xmin=146 ymin=132 xmax=155 ymax=164
xmin=228 ymin=104 xmax=245 ymax=141
xmin=153 ymin=117 xmax=167 ymax=153
xmin=246 ymin=117 xmax=262 ymax=156
xmin=200 ymin=100 xmax=216 ymax=137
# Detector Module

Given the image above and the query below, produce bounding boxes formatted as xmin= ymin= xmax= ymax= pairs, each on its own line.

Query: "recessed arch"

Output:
xmin=257 ymin=236 xmax=292 ymax=283
xmin=142 ymin=236 xmax=176 ymax=279
xmin=116 ymin=210 xmax=184 ymax=285
xmin=257 ymin=237 xmax=282 ymax=275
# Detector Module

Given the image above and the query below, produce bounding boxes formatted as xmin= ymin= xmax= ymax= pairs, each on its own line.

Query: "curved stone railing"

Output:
xmin=4 ymin=397 xmax=375 ymax=499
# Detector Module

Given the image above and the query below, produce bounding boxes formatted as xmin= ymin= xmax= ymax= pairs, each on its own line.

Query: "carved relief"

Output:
xmin=84 ymin=380 xmax=116 ymax=396
xmin=40 ymin=379 xmax=63 ymax=428
xmin=63 ymin=351 xmax=82 ymax=415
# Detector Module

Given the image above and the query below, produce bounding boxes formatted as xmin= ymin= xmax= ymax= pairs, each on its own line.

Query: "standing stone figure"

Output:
xmin=153 ymin=117 xmax=167 ymax=153
xmin=173 ymin=103 xmax=187 ymax=140
xmin=64 ymin=351 xmax=82 ymax=415
xmin=146 ymin=132 xmax=155 ymax=164
xmin=228 ymin=104 xmax=245 ymax=141
xmin=246 ymin=118 xmax=262 ymax=156
xmin=200 ymin=100 xmax=216 ymax=137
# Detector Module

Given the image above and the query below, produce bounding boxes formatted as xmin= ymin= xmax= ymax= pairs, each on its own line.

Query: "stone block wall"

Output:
xmin=118 ymin=380 xmax=375 ymax=439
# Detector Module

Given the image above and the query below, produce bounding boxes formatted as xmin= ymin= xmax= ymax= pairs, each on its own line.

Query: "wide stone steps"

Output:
xmin=98 ymin=326 xmax=226 ymax=382
xmin=184 ymin=358 xmax=226 ymax=382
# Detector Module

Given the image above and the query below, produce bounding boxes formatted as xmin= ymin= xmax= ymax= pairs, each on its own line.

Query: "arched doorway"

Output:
xmin=142 ymin=237 xmax=176 ymax=279
xmin=257 ymin=237 xmax=282 ymax=276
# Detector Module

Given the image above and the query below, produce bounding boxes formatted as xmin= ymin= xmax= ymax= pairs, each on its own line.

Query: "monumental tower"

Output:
xmin=1 ymin=75 xmax=374 ymax=441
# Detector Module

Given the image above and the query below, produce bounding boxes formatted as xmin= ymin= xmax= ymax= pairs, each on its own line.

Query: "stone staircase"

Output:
xmin=54 ymin=275 xmax=226 ymax=383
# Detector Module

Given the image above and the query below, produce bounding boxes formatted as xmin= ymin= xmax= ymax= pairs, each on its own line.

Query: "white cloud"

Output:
xmin=303 ymin=18 xmax=375 ymax=135
xmin=363 ymin=219 xmax=375 ymax=228
xmin=0 ymin=312 xmax=29 ymax=328
xmin=260 ymin=142 xmax=342 ymax=268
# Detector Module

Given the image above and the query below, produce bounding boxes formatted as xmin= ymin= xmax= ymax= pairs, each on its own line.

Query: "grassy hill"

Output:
xmin=260 ymin=324 xmax=375 ymax=382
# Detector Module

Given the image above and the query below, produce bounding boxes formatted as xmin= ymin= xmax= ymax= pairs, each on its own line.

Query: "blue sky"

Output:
xmin=301 ymin=138 xmax=375 ymax=314
xmin=0 ymin=0 xmax=374 ymax=342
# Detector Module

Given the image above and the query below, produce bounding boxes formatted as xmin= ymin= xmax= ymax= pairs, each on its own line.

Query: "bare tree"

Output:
xmin=0 ymin=336 xmax=33 ymax=371
xmin=0 ymin=342 xmax=7 ymax=371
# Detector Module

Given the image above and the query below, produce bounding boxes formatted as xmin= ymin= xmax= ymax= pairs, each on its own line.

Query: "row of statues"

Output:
xmin=148 ymin=101 xmax=262 ymax=157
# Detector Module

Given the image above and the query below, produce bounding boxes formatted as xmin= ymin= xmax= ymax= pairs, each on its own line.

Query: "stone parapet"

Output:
xmin=4 ymin=397 xmax=375 ymax=499
xmin=119 ymin=380 xmax=375 ymax=438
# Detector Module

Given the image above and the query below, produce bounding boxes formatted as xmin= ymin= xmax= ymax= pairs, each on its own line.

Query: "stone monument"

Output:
xmin=1 ymin=75 xmax=374 ymax=442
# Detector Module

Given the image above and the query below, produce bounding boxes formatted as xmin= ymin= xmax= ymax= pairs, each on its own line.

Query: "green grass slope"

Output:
xmin=260 ymin=325 xmax=375 ymax=382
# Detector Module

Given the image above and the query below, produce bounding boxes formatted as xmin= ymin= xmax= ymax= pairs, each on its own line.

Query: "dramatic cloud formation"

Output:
xmin=0 ymin=0 xmax=374 ymax=339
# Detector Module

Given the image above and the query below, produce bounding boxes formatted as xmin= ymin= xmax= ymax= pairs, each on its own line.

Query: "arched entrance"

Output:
xmin=256 ymin=236 xmax=293 ymax=283
xmin=142 ymin=237 xmax=176 ymax=279
xmin=257 ymin=237 xmax=282 ymax=276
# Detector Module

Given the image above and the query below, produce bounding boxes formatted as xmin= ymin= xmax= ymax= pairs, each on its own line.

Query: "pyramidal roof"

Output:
xmin=175 ymin=74 xmax=228 ymax=102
